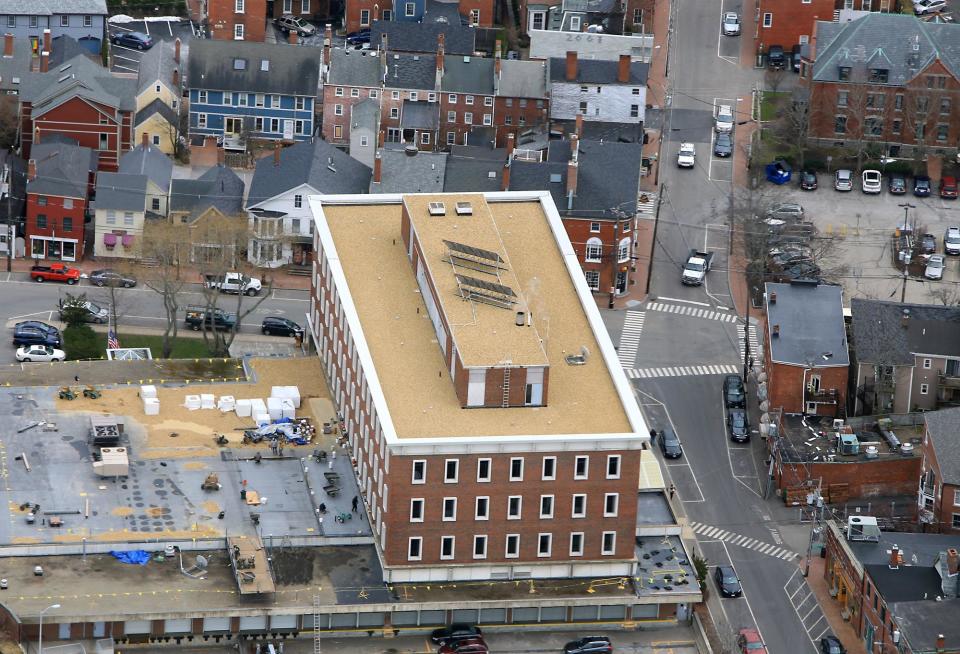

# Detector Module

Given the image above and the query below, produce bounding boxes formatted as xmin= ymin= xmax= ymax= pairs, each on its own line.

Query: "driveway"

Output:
xmin=107 ymin=17 xmax=196 ymax=75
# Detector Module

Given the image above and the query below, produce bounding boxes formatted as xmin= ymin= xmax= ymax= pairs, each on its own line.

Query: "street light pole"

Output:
xmin=38 ymin=603 xmax=60 ymax=654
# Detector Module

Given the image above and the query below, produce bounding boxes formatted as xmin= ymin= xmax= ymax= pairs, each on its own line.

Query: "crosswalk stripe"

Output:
xmin=692 ymin=522 xmax=800 ymax=561
xmin=617 ymin=311 xmax=646 ymax=366
xmin=622 ymin=363 xmax=742 ymax=380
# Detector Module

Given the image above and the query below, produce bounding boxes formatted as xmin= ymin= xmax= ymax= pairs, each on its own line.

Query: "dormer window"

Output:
xmin=233 ymin=58 xmax=246 ymax=70
xmin=838 ymin=66 xmax=851 ymax=80
xmin=869 ymin=68 xmax=888 ymax=83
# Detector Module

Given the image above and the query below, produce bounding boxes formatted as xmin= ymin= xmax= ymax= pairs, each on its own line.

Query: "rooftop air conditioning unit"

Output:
xmin=428 ymin=202 xmax=446 ymax=216
xmin=455 ymin=201 xmax=473 ymax=215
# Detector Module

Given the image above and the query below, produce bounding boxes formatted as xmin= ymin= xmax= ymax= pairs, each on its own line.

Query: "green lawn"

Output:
xmin=760 ymin=91 xmax=789 ymax=122
xmin=117 ymin=334 xmax=216 ymax=359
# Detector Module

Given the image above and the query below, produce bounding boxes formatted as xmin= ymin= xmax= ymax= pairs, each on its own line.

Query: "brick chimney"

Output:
xmin=501 ymin=159 xmax=510 ymax=191
xmin=575 ymin=112 xmax=583 ymax=138
xmin=565 ymin=50 xmax=577 ymax=82
xmin=948 ymin=548 xmax=959 ymax=576
xmin=27 ymin=158 xmax=36 ymax=181
xmin=436 ymin=33 xmax=445 ymax=87
xmin=937 ymin=634 xmax=945 ymax=653
xmin=42 ymin=28 xmax=50 ymax=54
xmin=373 ymin=150 xmax=382 ymax=183
xmin=142 ymin=131 xmax=149 ymax=148
xmin=3 ymin=34 xmax=12 ymax=58
xmin=324 ymin=24 xmax=332 ymax=70
xmin=288 ymin=29 xmax=298 ymax=44
xmin=172 ymin=68 xmax=179 ymax=88
xmin=617 ymin=54 xmax=631 ymax=83
xmin=506 ymin=131 xmax=515 ymax=157
xmin=174 ymin=37 xmax=181 ymax=63
xmin=40 ymin=51 xmax=49 ymax=73
xmin=217 ymin=147 xmax=225 ymax=166
xmin=810 ymin=22 xmax=819 ymax=63
xmin=273 ymin=141 xmax=282 ymax=166
xmin=494 ymin=39 xmax=501 ymax=76
xmin=889 ymin=544 xmax=900 ymax=569
xmin=901 ymin=308 xmax=911 ymax=328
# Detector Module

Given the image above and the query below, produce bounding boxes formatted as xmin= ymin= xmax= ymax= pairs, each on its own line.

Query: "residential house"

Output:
xmin=91 ymin=173 xmax=149 ymax=258
xmin=346 ymin=0 xmax=492 ymax=33
xmin=849 ymin=299 xmax=960 ymax=416
xmin=549 ymin=51 xmax=647 ymax=124
xmin=443 ymin=143 xmax=506 ymax=191
xmin=134 ymin=39 xmax=182 ymax=155
xmin=322 ymin=48 xmax=381 ymax=148
xmin=19 ymin=54 xmax=136 ymax=171
xmin=0 ymin=0 xmax=106 ymax=56
xmin=919 ymin=408 xmax=960 ymax=534
xmin=271 ymin=0 xmax=332 ymax=26
xmin=24 ymin=140 xmax=96 ymax=261
xmin=369 ymin=144 xmax=447 ymax=192
xmin=754 ymin=0 xmax=833 ymax=62
xmin=187 ymin=40 xmax=320 ymax=149
xmin=763 ymin=281 xmax=849 ymax=416
xmin=0 ymin=151 xmax=25 ymax=259
xmin=207 ymin=0 xmax=266 ymax=42
xmin=381 ymin=52 xmax=440 ymax=147
xmin=0 ymin=33 xmax=33 ymax=96
xmin=370 ymin=21 xmax=476 ymax=56
xmin=494 ymin=57 xmax=549 ymax=147
xmin=47 ymin=33 xmax=94 ymax=68
xmin=119 ymin=141 xmax=172 ymax=216
xmin=349 ymin=98 xmax=379 ymax=168
xmin=169 ymin=165 xmax=245 ymax=263
xmin=522 ymin=0 xmax=649 ymax=36
xmin=801 ymin=14 xmax=960 ymax=158
xmin=245 ymin=139 xmax=371 ymax=268
xmin=528 ymin=29 xmax=653 ymax=62
xmin=439 ymin=51 xmax=494 ymax=147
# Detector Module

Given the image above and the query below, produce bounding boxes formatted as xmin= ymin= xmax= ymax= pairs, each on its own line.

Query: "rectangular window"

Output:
xmin=607 ymin=455 xmax=621 ymax=479
xmin=350 ymin=88 xmax=360 ymax=98
xmin=895 ymin=93 xmax=904 ymax=110
xmin=84 ymin=15 xmax=92 ymax=27
xmin=295 ymin=120 xmax=305 ymax=135
xmin=484 ymin=96 xmax=493 ymax=107
xmin=442 ymin=497 xmax=457 ymax=521
xmin=892 ymin=119 xmax=902 ymax=134
xmin=465 ymin=95 xmax=474 ymax=105
xmin=29 ymin=16 xmax=36 ymax=28
xmin=444 ymin=459 xmax=459 ymax=483
xmin=334 ymin=104 xmax=343 ymax=116
xmin=123 ymin=211 xmax=134 ymax=226
xmin=421 ymin=133 xmax=430 ymax=145
xmin=198 ymin=90 xmax=208 ymax=104
xmin=762 ymin=12 xmax=772 ymax=27
xmin=570 ymin=532 xmax=584 ymax=556
xmin=234 ymin=23 xmax=244 ymax=39
xmin=409 ymin=92 xmax=418 ymax=102
xmin=5 ymin=16 xmax=13 ymax=28
xmin=473 ymin=535 xmax=487 ymax=559
xmin=477 ymin=458 xmax=491 ymax=482
xmin=390 ymin=107 xmax=399 ymax=119
xmin=151 ymin=198 xmax=161 ymax=211
xmin=469 ymin=9 xmax=479 ymax=24
xmin=630 ymin=105 xmax=639 ymax=118
xmin=510 ymin=457 xmax=524 ymax=481
xmin=941 ymin=97 xmax=952 ymax=114
xmin=410 ymin=498 xmax=424 ymax=521
xmin=505 ymin=534 xmax=520 ymax=558
xmin=255 ymin=93 xmax=264 ymax=107
xmin=360 ymin=9 xmax=370 ymax=25
xmin=36 ymin=214 xmax=47 ymax=229
xmin=391 ymin=90 xmax=400 ymax=100
xmin=924 ymin=358 xmax=932 ymax=369
xmin=235 ymin=0 xmax=244 ymax=11
xmin=411 ymin=459 xmax=426 ymax=484
xmin=405 ymin=2 xmax=415 ymax=15
xmin=475 ymin=496 xmax=489 ymax=520
xmin=446 ymin=111 xmax=456 ymax=122
xmin=440 ymin=536 xmax=455 ymax=560
xmin=579 ymin=101 xmax=588 ymax=114
xmin=464 ymin=112 xmax=473 ymax=125
xmin=590 ymin=221 xmax=601 ymax=233
xmin=540 ymin=495 xmax=554 ymax=518
xmin=837 ymin=91 xmax=848 ymax=108
xmin=369 ymin=89 xmax=378 ymax=98
xmin=601 ymin=531 xmax=616 ymax=555
xmin=37 ymin=196 xmax=47 ymax=207
xmin=302 ymin=0 xmax=309 ymax=11
xmin=604 ymin=493 xmax=619 ymax=517
xmin=283 ymin=0 xmax=292 ymax=9
xmin=448 ymin=93 xmax=457 ymax=104
xmin=572 ymin=493 xmax=586 ymax=518
xmin=834 ymin=115 xmax=847 ymax=134
xmin=408 ymin=537 xmax=422 ymax=560
xmin=953 ymin=514 xmax=960 ymax=529
xmin=62 ymin=217 xmax=73 ymax=232
xmin=585 ymin=271 xmax=600 ymax=290
xmin=537 ymin=533 xmax=552 ymax=557
xmin=333 ymin=125 xmax=342 ymax=139
xmin=920 ymin=383 xmax=929 ymax=395
xmin=60 ymin=15 xmax=69 ymax=26
xmin=574 ymin=455 xmax=589 ymax=479
xmin=447 ymin=131 xmax=456 ymax=145
xmin=296 ymin=97 xmax=306 ymax=110
xmin=937 ymin=124 xmax=949 ymax=142
xmin=954 ymin=489 xmax=960 ymax=507
xmin=483 ymin=114 xmax=492 ymax=126
xmin=542 ymin=456 xmax=556 ymax=480
xmin=507 ymin=495 xmax=522 ymax=519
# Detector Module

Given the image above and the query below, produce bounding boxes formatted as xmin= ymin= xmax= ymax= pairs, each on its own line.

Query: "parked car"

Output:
xmin=658 ymin=427 xmax=683 ymax=459
xmin=438 ymin=639 xmax=487 ymax=654
xmin=723 ymin=374 xmax=745 ymax=408
xmin=204 ymin=272 xmax=262 ymax=296
xmin=765 ymin=202 xmax=804 ymax=220
xmin=940 ymin=175 xmax=958 ymax=199
xmin=799 ymin=170 xmax=818 ymax=190
xmin=261 ymin=316 xmax=303 ymax=336
xmin=111 ymin=31 xmax=153 ymax=50
xmin=914 ymin=0 xmax=947 ymax=14
xmin=888 ymin=174 xmax=906 ymax=194
xmin=714 ymin=565 xmax=743 ymax=597
xmin=738 ymin=628 xmax=767 ymax=653
xmin=945 ymin=227 xmax=960 ymax=255
xmin=722 ymin=12 xmax=740 ymax=35
xmin=563 ymin=637 xmax=613 ymax=654
xmin=59 ymin=299 xmax=108 ymax=324
xmin=184 ymin=305 xmax=237 ymax=331
xmin=767 ymin=45 xmax=785 ymax=69
xmin=920 ymin=233 xmax=937 ymax=254
xmin=714 ymin=132 xmax=733 ymax=157
xmin=861 ymin=169 xmax=882 ymax=194
xmin=925 ymin=254 xmax=945 ymax=280
xmin=715 ymin=104 xmax=734 ymax=132
xmin=819 ymin=636 xmax=846 ymax=654
xmin=346 ymin=28 xmax=371 ymax=44
xmin=791 ymin=44 xmax=802 ymax=72
xmin=914 ymin=175 xmax=932 ymax=197
xmin=89 ymin=269 xmax=137 ymax=288
xmin=13 ymin=321 xmax=61 ymax=347
xmin=16 ymin=344 xmax=65 ymax=362
xmin=677 ymin=142 xmax=696 ymax=168
xmin=774 ymin=260 xmax=821 ymax=282
xmin=727 ymin=408 xmax=750 ymax=442
xmin=431 ymin=625 xmax=483 ymax=646
xmin=834 ymin=169 xmax=853 ymax=191
xmin=274 ymin=14 xmax=317 ymax=35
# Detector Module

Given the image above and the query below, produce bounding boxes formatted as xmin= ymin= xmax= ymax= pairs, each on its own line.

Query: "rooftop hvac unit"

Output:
xmin=865 ymin=445 xmax=879 ymax=459
xmin=428 ymin=201 xmax=446 ymax=216
xmin=455 ymin=201 xmax=473 ymax=215
xmin=837 ymin=433 xmax=859 ymax=455
xmin=900 ymin=442 xmax=915 ymax=456
xmin=847 ymin=515 xmax=881 ymax=542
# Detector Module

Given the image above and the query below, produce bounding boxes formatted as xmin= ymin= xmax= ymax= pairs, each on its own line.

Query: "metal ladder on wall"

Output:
xmin=501 ymin=368 xmax=511 ymax=407
xmin=313 ymin=594 xmax=321 ymax=654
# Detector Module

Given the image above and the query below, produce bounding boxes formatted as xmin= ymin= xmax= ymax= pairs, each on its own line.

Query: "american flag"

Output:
xmin=107 ymin=329 xmax=120 ymax=350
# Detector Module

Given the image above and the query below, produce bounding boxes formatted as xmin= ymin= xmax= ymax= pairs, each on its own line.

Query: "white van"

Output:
xmin=715 ymin=105 xmax=734 ymax=133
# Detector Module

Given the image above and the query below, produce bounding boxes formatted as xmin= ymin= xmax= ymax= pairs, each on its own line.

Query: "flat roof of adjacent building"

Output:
xmin=778 ymin=414 xmax=922 ymax=464
xmin=765 ymin=281 xmax=849 ymax=367
xmin=314 ymin=192 xmax=640 ymax=442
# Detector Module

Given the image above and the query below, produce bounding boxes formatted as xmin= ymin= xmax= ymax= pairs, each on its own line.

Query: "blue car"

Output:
xmin=111 ymin=31 xmax=153 ymax=50
xmin=346 ymin=29 xmax=371 ymax=45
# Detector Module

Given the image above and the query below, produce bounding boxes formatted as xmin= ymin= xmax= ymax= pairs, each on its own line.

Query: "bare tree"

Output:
xmin=764 ymin=68 xmax=788 ymax=93
xmin=901 ymin=86 xmax=935 ymax=176
xmin=773 ymin=88 xmax=817 ymax=171
xmin=165 ymin=109 xmax=190 ymax=163
xmin=929 ymin=285 xmax=959 ymax=306
xmin=141 ymin=220 xmax=187 ymax=358
xmin=0 ymin=96 xmax=18 ymax=151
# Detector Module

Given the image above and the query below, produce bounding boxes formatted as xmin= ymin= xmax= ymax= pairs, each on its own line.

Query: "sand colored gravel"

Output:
xmin=202 ymin=500 xmax=220 ymax=513
xmin=111 ymin=507 xmax=134 ymax=517
xmin=184 ymin=461 xmax=208 ymax=470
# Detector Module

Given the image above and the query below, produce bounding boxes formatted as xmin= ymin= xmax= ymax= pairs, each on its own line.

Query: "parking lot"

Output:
xmin=757 ymin=170 xmax=960 ymax=304
xmin=107 ymin=17 xmax=196 ymax=75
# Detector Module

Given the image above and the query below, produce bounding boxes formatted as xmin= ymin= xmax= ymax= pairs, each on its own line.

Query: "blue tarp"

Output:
xmin=110 ymin=550 xmax=150 ymax=565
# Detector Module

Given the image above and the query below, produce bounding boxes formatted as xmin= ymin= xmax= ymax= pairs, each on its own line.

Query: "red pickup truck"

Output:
xmin=31 ymin=263 xmax=81 ymax=284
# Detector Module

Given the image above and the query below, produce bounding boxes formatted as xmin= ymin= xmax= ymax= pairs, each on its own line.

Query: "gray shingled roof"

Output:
xmin=27 ymin=141 xmax=96 ymax=199
xmin=351 ymin=97 xmax=378 ymax=130
xmin=401 ymin=100 xmax=438 ymax=129
xmin=892 ymin=601 xmax=960 ymax=653
xmin=764 ymin=282 xmax=849 ymax=367
xmin=119 ymin=144 xmax=173 ymax=191
xmin=812 ymin=13 xmax=960 ymax=84
xmin=549 ymin=57 xmax=648 ymax=84
xmin=924 ymin=408 xmax=960 ymax=485
xmin=443 ymin=144 xmax=505 ymax=192
xmin=327 ymin=48 xmax=381 ymax=87
xmin=424 ymin=0 xmax=465 ymax=24
xmin=48 ymin=35 xmax=90 ymax=69
xmin=170 ymin=165 xmax=244 ymax=222
xmin=371 ymin=22 xmax=475 ymax=56
xmin=0 ymin=38 xmax=32 ymax=94
xmin=563 ymin=139 xmax=642 ymax=218
xmin=94 ymin=172 xmax=147 ymax=212
xmin=137 ymin=40 xmax=181 ymax=97
xmin=372 ymin=147 xmax=447 ymax=194
xmin=188 ymin=40 xmax=320 ymax=96
xmin=134 ymin=97 xmax=180 ymax=129
xmin=21 ymin=54 xmax=136 ymax=112
xmin=246 ymin=139 xmax=371 ymax=209
xmin=441 ymin=56 xmax=493 ymax=94
xmin=850 ymin=298 xmax=960 ymax=365
xmin=383 ymin=53 xmax=437 ymax=90
xmin=0 ymin=0 xmax=106 ymax=14
xmin=497 ymin=59 xmax=547 ymax=98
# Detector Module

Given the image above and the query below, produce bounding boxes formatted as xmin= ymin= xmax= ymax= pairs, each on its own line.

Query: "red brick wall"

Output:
xmin=823 ymin=525 xmax=864 ymax=629
xmin=921 ymin=435 xmax=960 ymax=534
xmin=562 ymin=216 xmax=639 ymax=303
xmin=754 ymin=0 xmax=833 ymax=54
xmin=440 ymin=93 xmax=493 ymax=147
xmin=25 ymin=192 xmax=87 ymax=257
xmin=23 ymin=98 xmax=131 ymax=172
xmin=765 ymin=359 xmax=848 ymax=416
xmin=493 ymin=96 xmax=549 ymax=146
xmin=345 ymin=0 xmax=376 ymax=33
xmin=271 ymin=0 xmax=332 ymax=21
xmin=456 ymin=0 xmax=495 ymax=26
xmin=208 ymin=0 xmax=267 ymax=42
xmin=321 ymin=84 xmax=377 ymax=145
xmin=776 ymin=457 xmax=922 ymax=500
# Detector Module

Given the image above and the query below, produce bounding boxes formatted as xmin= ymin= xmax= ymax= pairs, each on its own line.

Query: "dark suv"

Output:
xmin=658 ymin=428 xmax=683 ymax=459
xmin=564 ymin=637 xmax=613 ymax=654
xmin=727 ymin=408 xmax=749 ymax=442
xmin=261 ymin=316 xmax=303 ymax=336
xmin=767 ymin=45 xmax=786 ymax=69
xmin=184 ymin=306 xmax=237 ymax=331
xmin=13 ymin=321 xmax=61 ymax=347
xmin=723 ymin=374 xmax=746 ymax=408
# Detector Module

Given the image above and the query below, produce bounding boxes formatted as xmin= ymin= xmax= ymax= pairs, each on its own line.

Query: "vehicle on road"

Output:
xmin=723 ymin=374 xmax=746 ymax=408
xmin=914 ymin=175 xmax=932 ymax=197
xmin=677 ymin=142 xmax=696 ymax=168
xmin=713 ymin=132 xmax=733 ymax=157
xmin=722 ymin=12 xmax=740 ymax=35
xmin=819 ymin=635 xmax=846 ymax=654
xmin=681 ymin=249 xmax=713 ymax=286
xmin=563 ymin=637 xmax=613 ymax=654
xmin=920 ymin=233 xmax=937 ymax=254
xmin=346 ymin=28 xmax=371 ymax=44
xmin=945 ymin=227 xmax=960 ymax=255
xmin=727 ymin=408 xmax=750 ymax=442
xmin=31 ymin=263 xmax=80 ymax=284
xmin=438 ymin=638 xmax=487 ymax=654
xmin=834 ymin=169 xmax=853 ymax=191
xmin=765 ymin=202 xmax=804 ymax=220
xmin=89 ymin=269 xmax=137 ymax=288
xmin=715 ymin=104 xmax=734 ymax=132
xmin=204 ymin=272 xmax=262 ymax=296
xmin=184 ymin=305 xmax=238 ymax=331
xmin=924 ymin=255 xmax=944 ymax=280
xmin=658 ymin=427 xmax=683 ymax=459
xmin=799 ymin=170 xmax=818 ymax=190
xmin=261 ymin=316 xmax=303 ymax=336
xmin=59 ymin=298 xmax=108 ymax=324
xmin=888 ymin=174 xmax=906 ymax=194
xmin=16 ymin=344 xmax=65 ymax=362
xmin=940 ymin=175 xmax=958 ymax=199
xmin=914 ymin=0 xmax=947 ymax=14
xmin=111 ymin=31 xmax=153 ymax=50
xmin=738 ymin=628 xmax=767 ymax=653
xmin=861 ymin=169 xmax=882 ymax=194
xmin=714 ymin=564 xmax=743 ymax=597
xmin=13 ymin=322 xmax=61 ymax=347
xmin=767 ymin=45 xmax=785 ymax=69
xmin=431 ymin=624 xmax=483 ymax=646
xmin=274 ymin=14 xmax=317 ymax=35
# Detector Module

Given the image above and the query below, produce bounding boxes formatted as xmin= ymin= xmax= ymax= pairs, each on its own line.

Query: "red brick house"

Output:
xmin=764 ymin=281 xmax=849 ymax=416
xmin=19 ymin=55 xmax=136 ymax=172
xmin=207 ymin=0 xmax=267 ymax=41
xmin=919 ymin=408 xmax=960 ymax=534
xmin=753 ymin=0 xmax=832 ymax=60
xmin=493 ymin=56 xmax=549 ymax=147
xmin=345 ymin=0 xmax=494 ymax=34
xmin=801 ymin=14 xmax=960 ymax=158
xmin=25 ymin=141 xmax=97 ymax=261
xmin=271 ymin=0 xmax=331 ymax=25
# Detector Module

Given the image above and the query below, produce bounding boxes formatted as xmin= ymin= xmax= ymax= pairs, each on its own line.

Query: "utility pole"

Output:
xmin=609 ymin=214 xmax=621 ymax=309
xmin=803 ymin=482 xmax=824 ymax=577
xmin=742 ymin=290 xmax=751 ymax=379
xmin=897 ymin=202 xmax=915 ymax=234
xmin=900 ymin=267 xmax=908 ymax=304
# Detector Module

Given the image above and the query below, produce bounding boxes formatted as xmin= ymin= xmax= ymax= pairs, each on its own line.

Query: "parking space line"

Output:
xmin=167 ymin=21 xmax=174 ymax=36
xmin=112 ymin=44 xmax=141 ymax=53
xmin=114 ymin=65 xmax=138 ymax=73
xmin=113 ymin=54 xmax=138 ymax=62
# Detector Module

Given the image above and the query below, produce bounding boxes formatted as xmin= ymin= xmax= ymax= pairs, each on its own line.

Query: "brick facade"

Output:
xmin=322 ymin=84 xmax=379 ymax=146
xmin=754 ymin=0 xmax=833 ymax=56
xmin=25 ymin=184 xmax=88 ymax=262
xmin=920 ymin=428 xmax=960 ymax=534
xmin=764 ymin=359 xmax=848 ymax=416
xmin=345 ymin=1 xmax=493 ymax=33
xmin=208 ymin=0 xmax=267 ymax=42
xmin=563 ymin=216 xmax=639 ymax=306
xmin=271 ymin=0 xmax=332 ymax=22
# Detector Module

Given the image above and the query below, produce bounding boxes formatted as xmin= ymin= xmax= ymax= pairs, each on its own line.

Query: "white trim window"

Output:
xmin=574 ymin=455 xmax=589 ymax=479
xmin=442 ymin=497 xmax=457 ymax=521
xmin=505 ymin=534 xmax=520 ymax=558
xmin=540 ymin=494 xmax=554 ymax=518
xmin=411 ymin=459 xmax=426 ymax=484
xmin=440 ymin=535 xmax=455 ymax=560
xmin=234 ymin=23 xmax=244 ymax=39
xmin=572 ymin=493 xmax=586 ymax=518
xmin=409 ymin=498 xmax=424 ymax=522
xmin=475 ymin=496 xmax=489 ymax=520
xmin=606 ymin=454 xmax=621 ymax=479
xmin=407 ymin=536 xmax=422 ymax=561
xmin=473 ymin=535 xmax=488 ymax=559
xmin=604 ymin=493 xmax=619 ymax=517
xmin=509 ymin=457 xmax=524 ymax=481
xmin=542 ymin=456 xmax=556 ymax=480
xmin=585 ymin=237 xmax=603 ymax=262
xmin=477 ymin=458 xmax=491 ymax=482
xmin=570 ymin=532 xmax=584 ymax=556
xmin=507 ymin=495 xmax=522 ymax=519
xmin=585 ymin=271 xmax=600 ymax=290
xmin=601 ymin=531 xmax=616 ymax=555
xmin=444 ymin=458 xmax=459 ymax=483
xmin=537 ymin=533 xmax=552 ymax=557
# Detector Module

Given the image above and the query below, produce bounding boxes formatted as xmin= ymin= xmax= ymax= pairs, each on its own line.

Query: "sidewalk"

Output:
xmin=806 ymin=556 xmax=867 ymax=654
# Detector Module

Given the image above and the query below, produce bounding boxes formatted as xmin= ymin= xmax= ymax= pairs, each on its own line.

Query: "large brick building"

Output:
xmin=919 ymin=408 xmax=960 ymax=534
xmin=801 ymin=14 xmax=960 ymax=158
xmin=306 ymin=191 xmax=649 ymax=582
xmin=207 ymin=0 xmax=266 ymax=41
xmin=345 ymin=0 xmax=493 ymax=34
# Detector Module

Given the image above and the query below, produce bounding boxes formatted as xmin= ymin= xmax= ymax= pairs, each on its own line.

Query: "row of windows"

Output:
xmin=577 ymin=101 xmax=641 ymax=119
xmin=410 ymin=493 xmax=620 ymax=521
xmin=360 ymin=9 xmax=479 ymax=25
xmin=196 ymin=90 xmax=308 ymax=110
xmin=34 ymin=214 xmax=75 ymax=231
xmin=238 ymin=0 xmax=311 ymax=11
xmin=194 ymin=113 xmax=308 ymax=134
xmin=585 ymin=237 xmax=632 ymax=264
xmin=836 ymin=90 xmax=952 ymax=115
xmin=411 ymin=454 xmax=621 ymax=484
xmin=4 ymin=15 xmax=95 ymax=28
xmin=833 ymin=115 xmax=951 ymax=141
xmin=408 ymin=531 xmax=618 ymax=561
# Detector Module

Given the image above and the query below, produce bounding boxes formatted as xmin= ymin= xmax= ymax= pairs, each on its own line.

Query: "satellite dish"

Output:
xmin=196 ymin=555 xmax=208 ymax=570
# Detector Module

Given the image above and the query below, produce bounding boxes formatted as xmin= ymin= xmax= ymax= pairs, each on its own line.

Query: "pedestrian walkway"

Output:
xmin=617 ymin=310 xmax=646 ymax=366
xmin=646 ymin=302 xmax=737 ymax=323
xmin=736 ymin=323 xmax=762 ymax=361
xmin=625 ymin=364 xmax=739 ymax=379
xmin=689 ymin=521 xmax=799 ymax=561
xmin=637 ymin=192 xmax=658 ymax=214
xmin=784 ymin=567 xmax=832 ymax=650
